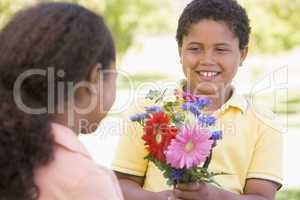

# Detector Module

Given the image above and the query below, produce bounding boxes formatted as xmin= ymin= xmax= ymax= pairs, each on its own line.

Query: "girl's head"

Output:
xmin=0 ymin=2 xmax=116 ymax=132
xmin=176 ymin=0 xmax=251 ymax=98
xmin=0 ymin=2 xmax=115 ymax=199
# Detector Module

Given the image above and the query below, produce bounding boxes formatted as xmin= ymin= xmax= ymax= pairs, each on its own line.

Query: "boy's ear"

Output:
xmin=239 ymin=47 xmax=248 ymax=66
xmin=88 ymin=63 xmax=103 ymax=83
xmin=178 ymin=46 xmax=182 ymax=64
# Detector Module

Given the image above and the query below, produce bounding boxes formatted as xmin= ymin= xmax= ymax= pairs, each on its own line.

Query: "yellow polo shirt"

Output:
xmin=112 ymin=86 xmax=283 ymax=194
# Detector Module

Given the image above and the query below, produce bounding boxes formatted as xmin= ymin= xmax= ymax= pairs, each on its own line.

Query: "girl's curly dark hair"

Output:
xmin=0 ymin=2 xmax=115 ymax=200
xmin=0 ymin=88 xmax=53 ymax=200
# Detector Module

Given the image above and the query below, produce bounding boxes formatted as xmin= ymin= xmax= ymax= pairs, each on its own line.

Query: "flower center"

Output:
xmin=184 ymin=140 xmax=194 ymax=152
xmin=155 ymin=134 xmax=162 ymax=144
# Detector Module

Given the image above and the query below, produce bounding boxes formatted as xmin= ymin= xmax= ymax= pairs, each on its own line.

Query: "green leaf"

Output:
xmin=145 ymin=89 xmax=161 ymax=100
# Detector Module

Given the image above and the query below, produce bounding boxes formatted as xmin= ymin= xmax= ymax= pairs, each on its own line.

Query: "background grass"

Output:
xmin=276 ymin=189 xmax=300 ymax=200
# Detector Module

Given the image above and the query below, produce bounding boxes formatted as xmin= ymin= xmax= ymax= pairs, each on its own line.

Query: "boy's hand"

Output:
xmin=173 ymin=179 xmax=279 ymax=200
xmin=173 ymin=182 xmax=218 ymax=200
xmin=155 ymin=190 xmax=181 ymax=200
xmin=154 ymin=190 xmax=173 ymax=200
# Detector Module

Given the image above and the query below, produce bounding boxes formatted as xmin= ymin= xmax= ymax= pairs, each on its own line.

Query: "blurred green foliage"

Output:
xmin=1 ymin=0 xmax=299 ymax=55
xmin=0 ymin=0 xmax=28 ymax=26
xmin=240 ymin=0 xmax=300 ymax=53
xmin=276 ymin=189 xmax=300 ymax=200
xmin=0 ymin=0 xmax=173 ymax=56
xmin=103 ymin=0 xmax=173 ymax=55
xmin=57 ymin=0 xmax=174 ymax=55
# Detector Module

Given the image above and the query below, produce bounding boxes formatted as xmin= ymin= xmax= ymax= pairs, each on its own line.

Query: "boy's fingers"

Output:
xmin=176 ymin=182 xmax=201 ymax=191
xmin=174 ymin=189 xmax=198 ymax=200
xmin=167 ymin=194 xmax=184 ymax=200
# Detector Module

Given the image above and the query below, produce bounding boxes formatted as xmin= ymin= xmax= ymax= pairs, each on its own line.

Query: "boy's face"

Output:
xmin=178 ymin=19 xmax=247 ymax=96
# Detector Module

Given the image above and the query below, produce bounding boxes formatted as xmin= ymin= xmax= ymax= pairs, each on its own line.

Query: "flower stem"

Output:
xmin=203 ymin=149 xmax=213 ymax=169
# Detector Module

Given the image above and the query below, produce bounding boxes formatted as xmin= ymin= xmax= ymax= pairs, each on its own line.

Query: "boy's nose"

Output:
xmin=199 ymin=50 xmax=215 ymax=66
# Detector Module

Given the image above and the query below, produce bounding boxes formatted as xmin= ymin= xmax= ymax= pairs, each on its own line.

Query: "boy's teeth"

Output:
xmin=199 ymin=71 xmax=218 ymax=77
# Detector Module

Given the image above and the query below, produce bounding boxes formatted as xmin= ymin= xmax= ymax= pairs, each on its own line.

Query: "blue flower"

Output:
xmin=145 ymin=106 xmax=163 ymax=113
xmin=170 ymin=169 xmax=185 ymax=182
xmin=181 ymin=102 xmax=193 ymax=110
xmin=129 ymin=113 xmax=148 ymax=122
xmin=194 ymin=98 xmax=212 ymax=109
xmin=198 ymin=115 xmax=216 ymax=126
xmin=210 ymin=131 xmax=223 ymax=140
xmin=181 ymin=102 xmax=200 ymax=115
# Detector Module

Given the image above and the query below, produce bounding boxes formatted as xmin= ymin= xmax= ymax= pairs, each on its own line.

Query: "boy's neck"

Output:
xmin=207 ymin=86 xmax=233 ymax=112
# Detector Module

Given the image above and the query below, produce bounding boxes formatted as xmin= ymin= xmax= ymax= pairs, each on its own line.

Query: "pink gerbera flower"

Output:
xmin=165 ymin=125 xmax=213 ymax=169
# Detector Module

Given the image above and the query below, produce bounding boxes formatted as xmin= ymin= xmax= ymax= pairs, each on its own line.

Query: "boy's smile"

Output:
xmin=179 ymin=19 xmax=247 ymax=99
xmin=196 ymin=70 xmax=221 ymax=81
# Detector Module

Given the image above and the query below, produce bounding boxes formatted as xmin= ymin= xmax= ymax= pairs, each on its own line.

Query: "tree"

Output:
xmin=0 ymin=0 xmax=173 ymax=56
xmin=102 ymin=0 xmax=173 ymax=55
xmin=2 ymin=0 xmax=299 ymax=54
xmin=240 ymin=0 xmax=300 ymax=53
xmin=0 ymin=0 xmax=29 ymax=27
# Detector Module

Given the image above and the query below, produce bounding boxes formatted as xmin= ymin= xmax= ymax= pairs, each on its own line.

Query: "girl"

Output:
xmin=0 ymin=2 xmax=123 ymax=200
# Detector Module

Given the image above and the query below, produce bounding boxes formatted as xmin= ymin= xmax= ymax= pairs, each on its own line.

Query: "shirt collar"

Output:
xmin=177 ymin=79 xmax=248 ymax=114
xmin=219 ymin=88 xmax=248 ymax=114
xmin=50 ymin=123 xmax=92 ymax=159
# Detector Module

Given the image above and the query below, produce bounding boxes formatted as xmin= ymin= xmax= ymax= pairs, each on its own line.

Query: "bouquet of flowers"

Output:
xmin=130 ymin=88 xmax=224 ymax=186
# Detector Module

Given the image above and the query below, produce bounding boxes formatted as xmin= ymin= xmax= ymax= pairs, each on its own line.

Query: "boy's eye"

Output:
xmin=188 ymin=47 xmax=200 ymax=51
xmin=216 ymin=48 xmax=230 ymax=52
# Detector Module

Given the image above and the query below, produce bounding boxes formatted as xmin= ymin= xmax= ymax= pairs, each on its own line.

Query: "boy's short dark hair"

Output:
xmin=176 ymin=0 xmax=251 ymax=49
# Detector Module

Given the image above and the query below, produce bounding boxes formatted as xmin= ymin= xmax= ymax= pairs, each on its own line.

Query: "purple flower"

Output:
xmin=170 ymin=169 xmax=185 ymax=182
xmin=182 ymin=91 xmax=201 ymax=102
xmin=210 ymin=131 xmax=223 ymax=140
xmin=145 ymin=106 xmax=163 ymax=113
xmin=130 ymin=113 xmax=148 ymax=122
xmin=181 ymin=102 xmax=193 ymax=110
xmin=198 ymin=115 xmax=216 ymax=126
xmin=181 ymin=102 xmax=200 ymax=115
xmin=195 ymin=98 xmax=212 ymax=108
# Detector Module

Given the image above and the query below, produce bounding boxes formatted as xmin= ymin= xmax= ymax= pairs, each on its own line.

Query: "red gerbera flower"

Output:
xmin=142 ymin=112 xmax=178 ymax=162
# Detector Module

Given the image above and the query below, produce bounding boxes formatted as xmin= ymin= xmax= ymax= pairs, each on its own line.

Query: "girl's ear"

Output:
xmin=239 ymin=47 xmax=248 ymax=66
xmin=88 ymin=63 xmax=103 ymax=83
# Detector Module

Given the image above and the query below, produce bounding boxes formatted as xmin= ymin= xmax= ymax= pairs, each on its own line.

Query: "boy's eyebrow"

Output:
xmin=187 ymin=42 xmax=202 ymax=46
xmin=214 ymin=43 xmax=232 ymax=47
xmin=187 ymin=42 xmax=232 ymax=47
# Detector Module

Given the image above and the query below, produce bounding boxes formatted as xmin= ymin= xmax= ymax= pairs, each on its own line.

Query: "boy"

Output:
xmin=112 ymin=0 xmax=283 ymax=200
